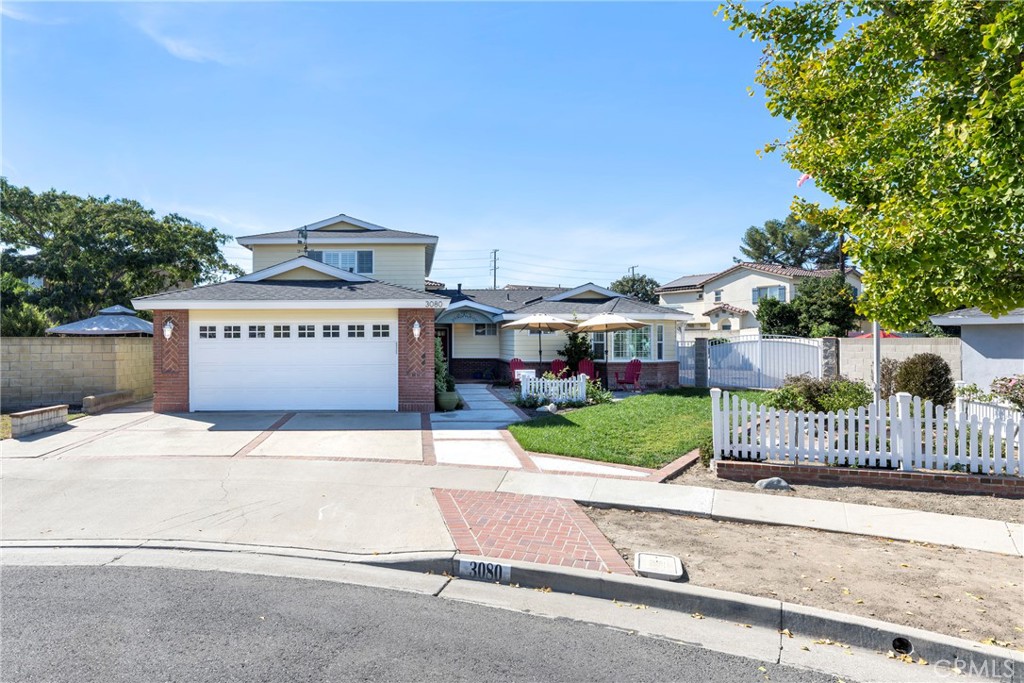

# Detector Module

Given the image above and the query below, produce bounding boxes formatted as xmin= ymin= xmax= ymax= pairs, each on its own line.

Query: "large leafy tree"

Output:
xmin=720 ymin=1 xmax=1024 ymax=328
xmin=757 ymin=274 xmax=859 ymax=337
xmin=737 ymin=213 xmax=841 ymax=269
xmin=609 ymin=273 xmax=661 ymax=304
xmin=1 ymin=179 xmax=242 ymax=324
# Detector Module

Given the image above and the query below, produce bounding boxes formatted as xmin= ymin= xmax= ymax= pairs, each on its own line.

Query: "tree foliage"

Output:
xmin=609 ymin=273 xmax=661 ymax=304
xmin=737 ymin=213 xmax=841 ymax=269
xmin=557 ymin=328 xmax=594 ymax=373
xmin=757 ymin=273 xmax=859 ymax=337
xmin=720 ymin=1 xmax=1024 ymax=327
xmin=0 ymin=272 xmax=51 ymax=337
xmin=1 ymin=178 xmax=242 ymax=324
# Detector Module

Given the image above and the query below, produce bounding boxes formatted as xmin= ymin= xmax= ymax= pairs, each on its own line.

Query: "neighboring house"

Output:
xmin=433 ymin=283 xmax=691 ymax=387
xmin=930 ymin=307 xmax=1024 ymax=387
xmin=656 ymin=263 xmax=862 ymax=334
xmin=133 ymin=214 xmax=448 ymax=413
xmin=131 ymin=213 xmax=689 ymax=414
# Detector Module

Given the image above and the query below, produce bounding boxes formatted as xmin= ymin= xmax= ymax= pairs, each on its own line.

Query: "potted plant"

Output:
xmin=435 ymin=337 xmax=459 ymax=411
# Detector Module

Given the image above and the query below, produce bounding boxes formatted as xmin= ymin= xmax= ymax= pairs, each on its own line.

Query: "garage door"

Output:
xmin=189 ymin=320 xmax=399 ymax=411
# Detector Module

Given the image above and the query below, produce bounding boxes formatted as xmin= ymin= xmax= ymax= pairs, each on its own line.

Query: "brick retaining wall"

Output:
xmin=715 ymin=460 xmax=1024 ymax=498
xmin=497 ymin=359 xmax=680 ymax=389
xmin=1 ymin=337 xmax=152 ymax=412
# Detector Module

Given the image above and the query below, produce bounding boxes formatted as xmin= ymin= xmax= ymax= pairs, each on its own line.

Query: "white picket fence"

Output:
xmin=711 ymin=388 xmax=1024 ymax=476
xmin=521 ymin=375 xmax=587 ymax=404
xmin=955 ymin=396 xmax=1023 ymax=426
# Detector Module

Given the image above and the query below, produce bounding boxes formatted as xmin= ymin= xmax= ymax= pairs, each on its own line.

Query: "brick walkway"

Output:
xmin=433 ymin=489 xmax=633 ymax=575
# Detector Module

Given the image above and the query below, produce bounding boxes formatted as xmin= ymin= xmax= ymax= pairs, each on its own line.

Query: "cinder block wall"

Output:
xmin=1 ymin=337 xmax=153 ymax=411
xmin=838 ymin=338 xmax=962 ymax=383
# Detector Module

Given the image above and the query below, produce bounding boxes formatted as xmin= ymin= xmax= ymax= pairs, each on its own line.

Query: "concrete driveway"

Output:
xmin=1 ymin=404 xmax=424 ymax=462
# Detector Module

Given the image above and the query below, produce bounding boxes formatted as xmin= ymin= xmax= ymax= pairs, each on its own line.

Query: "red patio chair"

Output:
xmin=509 ymin=358 xmax=525 ymax=386
xmin=614 ymin=359 xmax=643 ymax=392
xmin=576 ymin=358 xmax=597 ymax=381
xmin=550 ymin=359 xmax=567 ymax=377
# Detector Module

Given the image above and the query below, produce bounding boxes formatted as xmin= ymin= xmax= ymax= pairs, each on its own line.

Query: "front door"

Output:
xmin=434 ymin=325 xmax=451 ymax=365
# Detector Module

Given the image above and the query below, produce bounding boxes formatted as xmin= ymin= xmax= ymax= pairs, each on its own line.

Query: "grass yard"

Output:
xmin=508 ymin=388 xmax=760 ymax=469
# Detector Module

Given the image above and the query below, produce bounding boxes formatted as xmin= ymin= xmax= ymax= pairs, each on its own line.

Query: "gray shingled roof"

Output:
xmin=239 ymin=228 xmax=437 ymax=241
xmin=434 ymin=287 xmax=681 ymax=316
xmin=133 ymin=279 xmax=444 ymax=303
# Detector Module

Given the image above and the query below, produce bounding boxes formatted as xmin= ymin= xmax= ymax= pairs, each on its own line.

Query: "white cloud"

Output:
xmin=136 ymin=16 xmax=230 ymax=65
xmin=1 ymin=4 xmax=67 ymax=24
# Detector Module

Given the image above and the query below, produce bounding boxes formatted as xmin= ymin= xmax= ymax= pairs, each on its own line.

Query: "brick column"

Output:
xmin=398 ymin=309 xmax=435 ymax=412
xmin=694 ymin=338 xmax=709 ymax=388
xmin=152 ymin=310 xmax=189 ymax=413
xmin=821 ymin=336 xmax=839 ymax=380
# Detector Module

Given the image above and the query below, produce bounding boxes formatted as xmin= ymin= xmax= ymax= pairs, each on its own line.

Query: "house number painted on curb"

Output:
xmin=458 ymin=559 xmax=512 ymax=584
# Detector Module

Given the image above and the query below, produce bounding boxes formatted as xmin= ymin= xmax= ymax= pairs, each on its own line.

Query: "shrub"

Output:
xmin=698 ymin=435 xmax=715 ymax=468
xmin=763 ymin=375 xmax=872 ymax=413
xmin=556 ymin=326 xmax=593 ymax=374
xmin=893 ymin=353 xmax=954 ymax=406
xmin=434 ymin=337 xmax=455 ymax=393
xmin=990 ymin=375 xmax=1024 ymax=411
xmin=585 ymin=378 xmax=614 ymax=405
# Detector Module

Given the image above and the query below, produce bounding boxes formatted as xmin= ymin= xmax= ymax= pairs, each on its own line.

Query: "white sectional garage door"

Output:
xmin=189 ymin=319 xmax=399 ymax=411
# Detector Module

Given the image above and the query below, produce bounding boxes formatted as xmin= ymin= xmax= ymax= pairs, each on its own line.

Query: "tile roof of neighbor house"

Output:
xmin=435 ymin=287 xmax=683 ymax=317
xmin=133 ymin=279 xmax=444 ymax=303
xmin=656 ymin=262 xmax=858 ymax=293
xmin=704 ymin=303 xmax=749 ymax=316
xmin=425 ymin=279 xmax=446 ymax=290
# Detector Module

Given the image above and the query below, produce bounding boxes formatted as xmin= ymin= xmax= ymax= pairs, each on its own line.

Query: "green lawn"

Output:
xmin=508 ymin=388 xmax=761 ymax=469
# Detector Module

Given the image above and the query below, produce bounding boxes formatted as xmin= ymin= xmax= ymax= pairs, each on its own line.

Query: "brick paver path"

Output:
xmin=433 ymin=489 xmax=633 ymax=575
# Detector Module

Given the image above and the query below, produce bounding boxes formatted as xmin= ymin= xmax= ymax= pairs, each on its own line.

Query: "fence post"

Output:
xmin=896 ymin=392 xmax=914 ymax=471
xmin=694 ymin=338 xmax=709 ymax=388
xmin=820 ymin=337 xmax=839 ymax=381
xmin=710 ymin=387 xmax=722 ymax=458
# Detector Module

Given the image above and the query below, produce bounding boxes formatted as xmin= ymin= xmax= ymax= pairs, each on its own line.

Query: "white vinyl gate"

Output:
xmin=678 ymin=335 xmax=821 ymax=389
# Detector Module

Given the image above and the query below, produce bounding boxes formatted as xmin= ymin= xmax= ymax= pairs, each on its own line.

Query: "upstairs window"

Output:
xmin=318 ymin=250 xmax=374 ymax=274
xmin=752 ymin=285 xmax=787 ymax=304
xmin=714 ymin=290 xmax=723 ymax=303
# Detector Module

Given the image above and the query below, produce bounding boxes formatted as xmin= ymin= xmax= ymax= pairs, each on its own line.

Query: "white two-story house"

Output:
xmin=657 ymin=263 xmax=862 ymax=334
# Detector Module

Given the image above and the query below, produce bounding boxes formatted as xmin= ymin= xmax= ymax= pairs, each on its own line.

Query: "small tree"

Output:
xmin=737 ymin=213 xmax=841 ymax=269
xmin=557 ymin=328 xmax=593 ymax=373
xmin=791 ymin=274 xmax=859 ymax=338
xmin=756 ymin=297 xmax=802 ymax=336
xmin=609 ymin=273 xmax=661 ymax=304
xmin=434 ymin=337 xmax=454 ymax=393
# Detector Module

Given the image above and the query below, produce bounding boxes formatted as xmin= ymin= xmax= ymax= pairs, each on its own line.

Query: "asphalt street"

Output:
xmin=1 ymin=566 xmax=842 ymax=683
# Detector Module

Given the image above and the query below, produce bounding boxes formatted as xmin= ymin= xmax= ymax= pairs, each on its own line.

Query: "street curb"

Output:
xmin=448 ymin=553 xmax=1023 ymax=682
xmin=4 ymin=540 xmax=1020 ymax=681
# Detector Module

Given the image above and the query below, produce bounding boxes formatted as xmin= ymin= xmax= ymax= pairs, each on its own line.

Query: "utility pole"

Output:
xmin=628 ymin=265 xmax=639 ymax=278
xmin=490 ymin=249 xmax=499 ymax=289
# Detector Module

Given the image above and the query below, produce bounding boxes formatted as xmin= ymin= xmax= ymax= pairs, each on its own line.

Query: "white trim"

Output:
xmin=131 ymin=299 xmax=444 ymax=311
xmin=496 ymin=311 xmax=692 ymax=322
xmin=545 ymin=283 xmax=623 ymax=301
xmin=305 ymin=213 xmax=389 ymax=232
xmin=930 ymin=312 xmax=1024 ymax=326
xmin=236 ymin=235 xmax=438 ymax=247
xmin=235 ymin=256 xmax=373 ymax=283
xmin=444 ymin=299 xmax=507 ymax=315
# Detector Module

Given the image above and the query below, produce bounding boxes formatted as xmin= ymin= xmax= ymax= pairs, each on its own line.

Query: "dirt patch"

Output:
xmin=586 ymin=507 xmax=1024 ymax=650
xmin=670 ymin=463 xmax=1023 ymax=524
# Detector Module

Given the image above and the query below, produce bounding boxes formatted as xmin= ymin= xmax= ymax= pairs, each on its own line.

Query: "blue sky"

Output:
xmin=2 ymin=1 xmax=825 ymax=288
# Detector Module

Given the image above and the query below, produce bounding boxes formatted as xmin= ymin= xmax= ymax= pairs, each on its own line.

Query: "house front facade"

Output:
xmin=132 ymin=213 xmax=689 ymax=413
xmin=657 ymin=263 xmax=862 ymax=334
xmin=132 ymin=215 xmax=446 ymax=413
xmin=433 ymin=284 xmax=692 ymax=388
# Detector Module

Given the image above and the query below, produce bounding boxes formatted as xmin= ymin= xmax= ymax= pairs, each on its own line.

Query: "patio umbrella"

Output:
xmin=575 ymin=314 xmax=646 ymax=386
xmin=502 ymin=314 xmax=576 ymax=364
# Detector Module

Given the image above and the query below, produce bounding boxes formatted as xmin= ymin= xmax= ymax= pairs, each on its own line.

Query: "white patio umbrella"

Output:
xmin=502 ymin=314 xmax=577 ymax=364
xmin=575 ymin=313 xmax=646 ymax=386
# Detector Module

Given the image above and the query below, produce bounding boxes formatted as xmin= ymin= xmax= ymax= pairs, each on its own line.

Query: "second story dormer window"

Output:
xmin=315 ymin=250 xmax=373 ymax=274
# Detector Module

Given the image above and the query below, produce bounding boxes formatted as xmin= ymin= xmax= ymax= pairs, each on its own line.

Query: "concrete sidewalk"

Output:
xmin=2 ymin=457 xmax=1019 ymax=557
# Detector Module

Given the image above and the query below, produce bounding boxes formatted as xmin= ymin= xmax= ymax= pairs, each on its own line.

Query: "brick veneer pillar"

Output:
xmin=152 ymin=310 xmax=189 ymax=413
xmin=398 ymin=309 xmax=435 ymax=412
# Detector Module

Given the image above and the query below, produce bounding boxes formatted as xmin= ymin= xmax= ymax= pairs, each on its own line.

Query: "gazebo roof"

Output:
xmin=46 ymin=305 xmax=154 ymax=336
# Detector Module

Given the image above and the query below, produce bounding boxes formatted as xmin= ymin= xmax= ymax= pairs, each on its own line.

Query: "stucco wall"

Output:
xmin=1 ymin=337 xmax=153 ymax=411
xmin=961 ymin=325 xmax=1024 ymax=387
xmin=838 ymin=338 xmax=962 ymax=384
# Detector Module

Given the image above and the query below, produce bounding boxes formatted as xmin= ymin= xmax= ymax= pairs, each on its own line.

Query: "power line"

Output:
xmin=490 ymin=249 xmax=499 ymax=290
